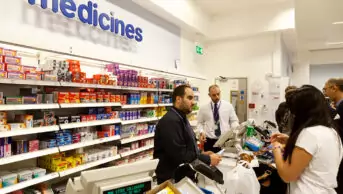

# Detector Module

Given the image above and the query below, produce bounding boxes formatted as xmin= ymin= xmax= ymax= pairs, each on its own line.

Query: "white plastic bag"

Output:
xmin=222 ymin=160 xmax=260 ymax=194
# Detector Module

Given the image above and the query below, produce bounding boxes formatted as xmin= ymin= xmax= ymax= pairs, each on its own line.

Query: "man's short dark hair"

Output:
xmin=208 ymin=84 xmax=220 ymax=93
xmin=327 ymin=78 xmax=343 ymax=92
xmin=172 ymin=85 xmax=191 ymax=104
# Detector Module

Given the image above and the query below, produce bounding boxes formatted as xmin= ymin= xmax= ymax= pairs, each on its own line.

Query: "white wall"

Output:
xmin=0 ymin=0 xmax=199 ymax=75
xmin=310 ymin=64 xmax=343 ymax=90
xmin=199 ymin=33 xmax=283 ymax=122
xmin=291 ymin=49 xmax=343 ymax=86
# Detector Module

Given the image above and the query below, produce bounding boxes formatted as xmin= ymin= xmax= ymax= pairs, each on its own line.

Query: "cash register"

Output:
xmin=66 ymin=160 xmax=158 ymax=194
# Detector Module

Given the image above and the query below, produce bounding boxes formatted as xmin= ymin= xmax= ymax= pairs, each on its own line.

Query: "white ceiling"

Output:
xmin=296 ymin=0 xmax=343 ymax=50
xmin=196 ymin=0 xmax=289 ymax=16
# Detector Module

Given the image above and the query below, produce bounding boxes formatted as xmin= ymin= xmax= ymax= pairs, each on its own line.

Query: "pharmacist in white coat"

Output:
xmin=198 ymin=85 xmax=240 ymax=153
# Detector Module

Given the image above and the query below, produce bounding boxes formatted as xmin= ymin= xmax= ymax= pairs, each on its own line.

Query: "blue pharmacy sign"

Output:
xmin=27 ymin=0 xmax=144 ymax=42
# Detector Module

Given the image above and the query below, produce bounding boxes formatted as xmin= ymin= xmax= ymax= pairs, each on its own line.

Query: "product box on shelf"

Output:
xmin=33 ymin=119 xmax=44 ymax=127
xmin=3 ymin=56 xmax=21 ymax=65
xmin=0 ymin=172 xmax=18 ymax=187
xmin=58 ymin=116 xmax=69 ymax=124
xmin=22 ymin=65 xmax=37 ymax=73
xmin=43 ymin=74 xmax=58 ymax=81
xmin=80 ymin=92 xmax=90 ymax=103
xmin=58 ymin=92 xmax=69 ymax=103
xmin=0 ymin=70 xmax=7 ymax=78
xmin=0 ymin=48 xmax=17 ymax=57
xmin=25 ymin=73 xmax=41 ymax=80
xmin=69 ymin=92 xmax=80 ymax=103
xmin=89 ymin=93 xmax=96 ymax=103
xmin=7 ymin=72 xmax=25 ymax=80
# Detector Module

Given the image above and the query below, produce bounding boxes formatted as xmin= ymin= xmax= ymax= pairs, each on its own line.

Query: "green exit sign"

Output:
xmin=196 ymin=45 xmax=203 ymax=55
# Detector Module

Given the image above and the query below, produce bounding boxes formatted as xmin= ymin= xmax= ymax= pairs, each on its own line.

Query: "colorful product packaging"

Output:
xmin=69 ymin=92 xmax=80 ymax=103
xmin=103 ymin=94 xmax=110 ymax=102
xmin=25 ymin=73 xmax=41 ymax=80
xmin=5 ymin=97 xmax=22 ymax=104
xmin=96 ymin=93 xmax=103 ymax=102
xmin=23 ymin=96 xmax=37 ymax=104
xmin=29 ymin=140 xmax=39 ymax=152
xmin=7 ymin=72 xmax=25 ymax=80
xmin=89 ymin=93 xmax=96 ymax=103
xmin=58 ymin=92 xmax=69 ymax=103
xmin=80 ymin=92 xmax=90 ymax=103
xmin=43 ymin=74 xmax=57 ymax=81
xmin=0 ymin=70 xmax=7 ymax=78
xmin=3 ymin=56 xmax=21 ymax=65
xmin=2 ymin=49 xmax=17 ymax=57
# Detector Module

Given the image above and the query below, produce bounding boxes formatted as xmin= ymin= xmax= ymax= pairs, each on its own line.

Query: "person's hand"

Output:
xmin=210 ymin=154 xmax=222 ymax=166
xmin=202 ymin=151 xmax=215 ymax=156
xmin=330 ymin=102 xmax=336 ymax=110
xmin=270 ymin=133 xmax=289 ymax=144
xmin=271 ymin=141 xmax=283 ymax=150
xmin=200 ymin=132 xmax=206 ymax=143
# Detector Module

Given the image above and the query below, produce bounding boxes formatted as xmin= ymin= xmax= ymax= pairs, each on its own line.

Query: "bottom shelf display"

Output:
xmin=0 ymin=172 xmax=59 ymax=194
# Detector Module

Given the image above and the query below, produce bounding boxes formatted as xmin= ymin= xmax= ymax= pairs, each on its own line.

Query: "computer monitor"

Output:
xmin=213 ymin=121 xmax=249 ymax=148
xmin=66 ymin=159 xmax=158 ymax=194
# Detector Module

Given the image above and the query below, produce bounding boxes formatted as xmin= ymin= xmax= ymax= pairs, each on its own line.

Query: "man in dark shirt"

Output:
xmin=323 ymin=78 xmax=343 ymax=194
xmin=154 ymin=85 xmax=222 ymax=184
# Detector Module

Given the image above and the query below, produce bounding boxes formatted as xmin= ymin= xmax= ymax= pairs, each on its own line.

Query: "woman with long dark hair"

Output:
xmin=271 ymin=85 xmax=343 ymax=194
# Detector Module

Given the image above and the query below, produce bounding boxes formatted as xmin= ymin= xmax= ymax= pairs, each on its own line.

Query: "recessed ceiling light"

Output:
xmin=332 ymin=21 xmax=343 ymax=25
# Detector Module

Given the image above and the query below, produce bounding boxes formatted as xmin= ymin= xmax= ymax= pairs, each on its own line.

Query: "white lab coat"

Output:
xmin=197 ymin=100 xmax=239 ymax=139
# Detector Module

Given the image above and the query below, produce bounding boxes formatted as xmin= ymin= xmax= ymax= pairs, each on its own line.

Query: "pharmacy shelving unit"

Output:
xmin=0 ymin=78 xmax=198 ymax=193
xmin=58 ymin=135 xmax=121 ymax=152
xmin=0 ymin=148 xmax=60 ymax=165
xmin=0 ymin=173 xmax=59 ymax=194
xmin=120 ymin=144 xmax=154 ymax=158
xmin=58 ymin=155 xmax=121 ymax=177
xmin=59 ymin=119 xmax=122 ymax=130
xmin=0 ymin=125 xmax=59 ymax=138
xmin=120 ymin=133 xmax=155 ymax=144
xmin=121 ymin=117 xmax=158 ymax=125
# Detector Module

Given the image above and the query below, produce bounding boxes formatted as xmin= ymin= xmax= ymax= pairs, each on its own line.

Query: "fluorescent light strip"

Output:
xmin=326 ymin=42 xmax=343 ymax=45
xmin=332 ymin=21 xmax=343 ymax=25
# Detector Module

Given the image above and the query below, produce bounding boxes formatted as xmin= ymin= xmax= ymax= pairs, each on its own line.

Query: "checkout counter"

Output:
xmin=65 ymin=120 xmax=280 ymax=194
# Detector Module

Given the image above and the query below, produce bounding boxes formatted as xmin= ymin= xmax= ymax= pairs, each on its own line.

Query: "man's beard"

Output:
xmin=180 ymin=103 xmax=192 ymax=114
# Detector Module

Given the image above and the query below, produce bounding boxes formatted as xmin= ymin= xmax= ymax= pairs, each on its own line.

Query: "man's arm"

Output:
xmin=197 ymin=107 xmax=205 ymax=134
xmin=228 ymin=104 xmax=240 ymax=127
xmin=159 ymin=119 xmax=198 ymax=165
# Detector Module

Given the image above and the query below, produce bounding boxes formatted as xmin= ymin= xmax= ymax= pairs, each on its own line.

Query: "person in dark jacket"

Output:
xmin=154 ymin=85 xmax=222 ymax=184
xmin=324 ymin=78 xmax=343 ymax=194
xmin=275 ymin=86 xmax=297 ymax=134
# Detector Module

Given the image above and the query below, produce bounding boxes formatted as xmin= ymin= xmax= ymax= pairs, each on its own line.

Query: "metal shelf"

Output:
xmin=121 ymin=104 xmax=158 ymax=109
xmin=59 ymin=155 xmax=121 ymax=177
xmin=0 ymin=173 xmax=59 ymax=194
xmin=120 ymin=133 xmax=155 ymax=144
xmin=121 ymin=117 xmax=158 ymax=125
xmin=59 ymin=135 xmax=121 ymax=152
xmin=60 ymin=119 xmax=121 ymax=130
xmin=0 ymin=125 xmax=59 ymax=138
xmin=0 ymin=104 xmax=59 ymax=111
xmin=0 ymin=148 xmax=59 ymax=165
xmin=120 ymin=145 xmax=154 ymax=158
xmin=59 ymin=102 xmax=121 ymax=108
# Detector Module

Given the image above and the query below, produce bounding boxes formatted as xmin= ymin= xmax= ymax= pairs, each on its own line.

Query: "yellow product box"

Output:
xmin=73 ymin=153 xmax=85 ymax=164
xmin=51 ymin=161 xmax=68 ymax=172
